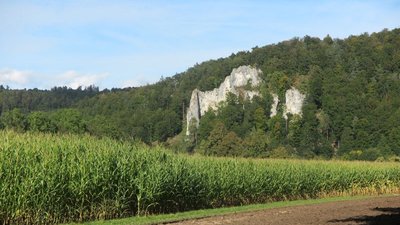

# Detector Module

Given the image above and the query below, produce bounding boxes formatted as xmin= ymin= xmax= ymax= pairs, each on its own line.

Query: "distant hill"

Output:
xmin=1 ymin=28 xmax=400 ymax=160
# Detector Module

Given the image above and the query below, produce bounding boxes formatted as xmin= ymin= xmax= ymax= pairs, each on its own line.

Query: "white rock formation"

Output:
xmin=186 ymin=65 xmax=262 ymax=135
xmin=283 ymin=87 xmax=306 ymax=119
xmin=270 ymin=93 xmax=279 ymax=117
xmin=185 ymin=65 xmax=306 ymax=136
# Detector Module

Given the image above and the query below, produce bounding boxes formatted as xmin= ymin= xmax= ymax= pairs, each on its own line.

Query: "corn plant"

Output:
xmin=0 ymin=130 xmax=399 ymax=224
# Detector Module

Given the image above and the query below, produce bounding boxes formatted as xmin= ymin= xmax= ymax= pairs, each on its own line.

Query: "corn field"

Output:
xmin=0 ymin=130 xmax=399 ymax=224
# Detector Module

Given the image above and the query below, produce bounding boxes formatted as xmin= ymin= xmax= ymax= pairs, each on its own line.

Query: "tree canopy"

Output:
xmin=1 ymin=28 xmax=400 ymax=160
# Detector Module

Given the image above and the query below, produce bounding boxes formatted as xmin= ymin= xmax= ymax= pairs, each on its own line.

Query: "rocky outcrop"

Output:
xmin=270 ymin=88 xmax=306 ymax=119
xmin=185 ymin=65 xmax=306 ymax=136
xmin=283 ymin=87 xmax=306 ymax=119
xmin=186 ymin=65 xmax=262 ymax=135
xmin=270 ymin=93 xmax=279 ymax=117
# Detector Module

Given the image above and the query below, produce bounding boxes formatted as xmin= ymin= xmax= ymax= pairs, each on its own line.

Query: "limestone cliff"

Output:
xmin=283 ymin=87 xmax=306 ymax=119
xmin=270 ymin=93 xmax=279 ymax=117
xmin=185 ymin=65 xmax=306 ymax=135
xmin=186 ymin=65 xmax=262 ymax=135
xmin=269 ymin=88 xmax=305 ymax=119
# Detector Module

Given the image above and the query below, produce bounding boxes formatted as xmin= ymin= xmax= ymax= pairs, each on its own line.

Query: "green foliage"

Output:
xmin=387 ymin=126 xmax=400 ymax=155
xmin=27 ymin=111 xmax=57 ymax=133
xmin=1 ymin=131 xmax=400 ymax=224
xmin=266 ymin=71 xmax=291 ymax=100
xmin=1 ymin=29 xmax=400 ymax=159
xmin=268 ymin=114 xmax=286 ymax=147
xmin=287 ymin=115 xmax=302 ymax=147
xmin=254 ymin=107 xmax=268 ymax=131
xmin=0 ymin=108 xmax=27 ymax=132
xmin=86 ymin=115 xmax=122 ymax=139
xmin=0 ymin=86 xmax=99 ymax=113
xmin=298 ymin=102 xmax=319 ymax=156
xmin=198 ymin=122 xmax=228 ymax=155
xmin=269 ymin=146 xmax=295 ymax=159
xmin=342 ymin=148 xmax=385 ymax=161
xmin=242 ymin=130 xmax=270 ymax=157
xmin=198 ymin=110 xmax=216 ymax=141
xmin=339 ymin=127 xmax=353 ymax=155
xmin=51 ymin=109 xmax=87 ymax=134
xmin=151 ymin=110 xmax=181 ymax=142
xmin=217 ymin=131 xmax=244 ymax=156
xmin=307 ymin=65 xmax=324 ymax=108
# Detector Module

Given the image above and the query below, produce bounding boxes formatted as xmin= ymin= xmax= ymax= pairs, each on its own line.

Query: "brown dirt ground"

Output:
xmin=166 ymin=195 xmax=400 ymax=225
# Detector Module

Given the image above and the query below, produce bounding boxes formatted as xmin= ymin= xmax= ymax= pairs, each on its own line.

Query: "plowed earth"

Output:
xmin=167 ymin=196 xmax=400 ymax=225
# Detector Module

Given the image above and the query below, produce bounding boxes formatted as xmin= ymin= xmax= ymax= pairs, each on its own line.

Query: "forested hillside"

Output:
xmin=1 ymin=28 xmax=400 ymax=160
xmin=0 ymin=85 xmax=99 ymax=112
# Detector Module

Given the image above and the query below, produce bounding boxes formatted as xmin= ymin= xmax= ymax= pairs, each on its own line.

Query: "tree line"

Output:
xmin=1 ymin=28 xmax=400 ymax=160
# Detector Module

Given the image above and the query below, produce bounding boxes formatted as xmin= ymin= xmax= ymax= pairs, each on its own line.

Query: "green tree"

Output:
xmin=339 ymin=127 xmax=354 ymax=155
xmin=152 ymin=110 xmax=181 ymax=142
xmin=51 ymin=109 xmax=86 ymax=134
xmin=316 ymin=109 xmax=331 ymax=139
xmin=297 ymin=102 xmax=319 ymax=157
xmin=287 ymin=114 xmax=302 ymax=147
xmin=270 ymin=146 xmax=295 ymax=159
xmin=1 ymin=108 xmax=27 ymax=132
xmin=387 ymin=126 xmax=400 ymax=156
xmin=254 ymin=107 xmax=268 ymax=131
xmin=86 ymin=115 xmax=121 ymax=139
xmin=266 ymin=71 xmax=291 ymax=99
xmin=268 ymin=114 xmax=286 ymax=147
xmin=198 ymin=110 xmax=216 ymax=142
xmin=308 ymin=65 xmax=323 ymax=108
xmin=242 ymin=129 xmax=269 ymax=157
xmin=219 ymin=93 xmax=243 ymax=128
xmin=216 ymin=131 xmax=243 ymax=156
xmin=198 ymin=122 xmax=227 ymax=156
xmin=27 ymin=111 xmax=57 ymax=133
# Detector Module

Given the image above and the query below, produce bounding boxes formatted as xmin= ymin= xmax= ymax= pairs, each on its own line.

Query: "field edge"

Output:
xmin=74 ymin=194 xmax=399 ymax=225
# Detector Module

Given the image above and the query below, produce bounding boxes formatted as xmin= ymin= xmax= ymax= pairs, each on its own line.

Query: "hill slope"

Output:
xmin=1 ymin=28 xmax=400 ymax=159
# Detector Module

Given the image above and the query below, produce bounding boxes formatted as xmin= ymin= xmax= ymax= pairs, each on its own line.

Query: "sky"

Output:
xmin=0 ymin=0 xmax=399 ymax=90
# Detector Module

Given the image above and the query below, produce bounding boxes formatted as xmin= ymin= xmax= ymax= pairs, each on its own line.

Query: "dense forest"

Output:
xmin=1 ymin=28 xmax=400 ymax=161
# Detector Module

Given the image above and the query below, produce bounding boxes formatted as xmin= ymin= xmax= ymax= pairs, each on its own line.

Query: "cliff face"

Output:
xmin=186 ymin=65 xmax=306 ymax=135
xmin=283 ymin=87 xmax=306 ymax=119
xmin=269 ymin=88 xmax=305 ymax=119
xmin=186 ymin=66 xmax=261 ymax=135
xmin=270 ymin=93 xmax=279 ymax=117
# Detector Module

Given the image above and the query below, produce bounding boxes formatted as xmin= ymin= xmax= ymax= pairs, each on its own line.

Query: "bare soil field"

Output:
xmin=168 ymin=195 xmax=400 ymax=225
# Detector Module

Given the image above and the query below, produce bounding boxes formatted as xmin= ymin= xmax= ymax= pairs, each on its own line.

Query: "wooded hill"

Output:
xmin=1 ymin=28 xmax=400 ymax=160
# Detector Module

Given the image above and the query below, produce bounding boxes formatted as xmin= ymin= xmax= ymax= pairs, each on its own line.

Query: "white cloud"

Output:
xmin=57 ymin=70 xmax=108 ymax=89
xmin=121 ymin=75 xmax=152 ymax=88
xmin=0 ymin=68 xmax=32 ymax=86
xmin=0 ymin=68 xmax=108 ymax=89
xmin=121 ymin=79 xmax=141 ymax=88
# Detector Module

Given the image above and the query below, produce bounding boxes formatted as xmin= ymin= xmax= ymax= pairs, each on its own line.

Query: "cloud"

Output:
xmin=121 ymin=75 xmax=153 ymax=88
xmin=121 ymin=79 xmax=141 ymax=88
xmin=1 ymin=1 xmax=399 ymax=91
xmin=0 ymin=68 xmax=108 ymax=89
xmin=57 ymin=70 xmax=108 ymax=89
xmin=0 ymin=68 xmax=32 ymax=87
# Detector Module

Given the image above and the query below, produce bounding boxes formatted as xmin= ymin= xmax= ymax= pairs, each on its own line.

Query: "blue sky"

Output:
xmin=0 ymin=0 xmax=399 ymax=89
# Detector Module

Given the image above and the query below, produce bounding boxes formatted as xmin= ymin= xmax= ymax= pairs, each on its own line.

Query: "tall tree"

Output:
xmin=1 ymin=108 xmax=27 ymax=132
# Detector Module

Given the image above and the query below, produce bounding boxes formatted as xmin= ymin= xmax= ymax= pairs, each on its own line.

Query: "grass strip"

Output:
xmin=76 ymin=194 xmax=397 ymax=225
